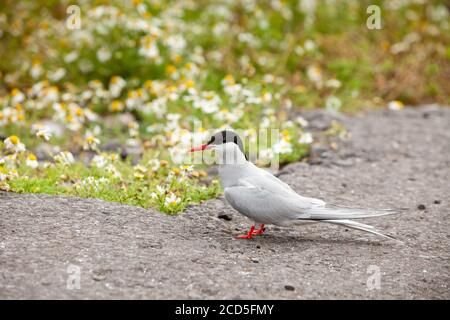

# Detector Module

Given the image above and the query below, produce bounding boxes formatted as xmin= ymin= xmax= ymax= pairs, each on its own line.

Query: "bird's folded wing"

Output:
xmin=239 ymin=173 xmax=326 ymax=206
xmin=248 ymin=163 xmax=299 ymax=196
xmin=224 ymin=178 xmax=317 ymax=224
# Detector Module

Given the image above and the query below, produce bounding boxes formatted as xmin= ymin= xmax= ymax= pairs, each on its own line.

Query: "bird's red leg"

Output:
xmin=237 ymin=225 xmax=255 ymax=239
xmin=252 ymin=224 xmax=266 ymax=235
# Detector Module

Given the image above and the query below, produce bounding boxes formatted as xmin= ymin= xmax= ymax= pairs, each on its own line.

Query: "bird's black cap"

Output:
xmin=207 ymin=130 xmax=246 ymax=158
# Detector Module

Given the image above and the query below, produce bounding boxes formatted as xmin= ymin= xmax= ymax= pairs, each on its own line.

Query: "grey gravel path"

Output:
xmin=1 ymin=105 xmax=449 ymax=299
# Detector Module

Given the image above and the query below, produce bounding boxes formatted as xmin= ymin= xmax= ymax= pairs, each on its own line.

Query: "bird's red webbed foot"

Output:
xmin=252 ymin=224 xmax=265 ymax=235
xmin=237 ymin=225 xmax=255 ymax=239
xmin=237 ymin=224 xmax=266 ymax=239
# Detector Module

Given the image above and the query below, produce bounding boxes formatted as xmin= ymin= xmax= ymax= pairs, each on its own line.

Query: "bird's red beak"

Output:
xmin=189 ymin=144 xmax=209 ymax=152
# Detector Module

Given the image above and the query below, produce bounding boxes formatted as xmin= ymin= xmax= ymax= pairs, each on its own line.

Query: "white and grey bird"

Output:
xmin=190 ymin=130 xmax=403 ymax=240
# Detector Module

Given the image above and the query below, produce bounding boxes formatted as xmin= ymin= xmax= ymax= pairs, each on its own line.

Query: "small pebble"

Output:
xmin=92 ymin=270 xmax=108 ymax=281
xmin=41 ymin=280 xmax=52 ymax=286
xmin=251 ymin=258 xmax=259 ymax=263
xmin=284 ymin=285 xmax=295 ymax=291
xmin=218 ymin=214 xmax=232 ymax=221
xmin=434 ymin=200 xmax=441 ymax=205
xmin=417 ymin=204 xmax=426 ymax=210
xmin=92 ymin=273 xmax=106 ymax=281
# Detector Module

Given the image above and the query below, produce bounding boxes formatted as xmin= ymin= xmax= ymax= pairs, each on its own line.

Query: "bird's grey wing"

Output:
xmin=224 ymin=179 xmax=312 ymax=225
xmin=242 ymin=170 xmax=326 ymax=207
xmin=248 ymin=163 xmax=299 ymax=196
xmin=245 ymin=168 xmax=402 ymax=220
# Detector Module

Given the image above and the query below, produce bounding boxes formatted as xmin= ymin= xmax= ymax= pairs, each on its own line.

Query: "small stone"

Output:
xmin=251 ymin=258 xmax=259 ymax=263
xmin=120 ymin=144 xmax=144 ymax=164
xmin=434 ymin=200 xmax=441 ymax=204
xmin=92 ymin=273 xmax=106 ymax=281
xmin=41 ymin=279 xmax=52 ymax=286
xmin=309 ymin=158 xmax=323 ymax=165
xmin=92 ymin=269 xmax=108 ymax=281
xmin=101 ymin=139 xmax=122 ymax=152
xmin=218 ymin=214 xmax=232 ymax=221
xmin=333 ymin=159 xmax=354 ymax=167
xmin=417 ymin=204 xmax=426 ymax=210
xmin=284 ymin=285 xmax=295 ymax=291
xmin=311 ymin=145 xmax=329 ymax=157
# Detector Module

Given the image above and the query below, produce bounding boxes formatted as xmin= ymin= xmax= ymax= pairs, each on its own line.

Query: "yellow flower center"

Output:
xmin=185 ymin=80 xmax=194 ymax=88
xmin=66 ymin=114 xmax=74 ymax=122
xmin=110 ymin=100 xmax=123 ymax=112
xmin=224 ymin=74 xmax=235 ymax=84
xmin=9 ymin=135 xmax=19 ymax=145
xmin=111 ymin=76 xmax=119 ymax=84
xmin=75 ymin=108 xmax=84 ymax=117
xmin=166 ymin=65 xmax=177 ymax=74
xmin=281 ymin=130 xmax=291 ymax=139
xmin=144 ymin=80 xmax=153 ymax=89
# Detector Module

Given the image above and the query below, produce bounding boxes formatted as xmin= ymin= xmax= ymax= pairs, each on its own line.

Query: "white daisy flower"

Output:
xmin=91 ymin=155 xmax=108 ymax=168
xmin=325 ymin=96 xmax=342 ymax=112
xmin=36 ymin=128 xmax=52 ymax=141
xmin=164 ymin=193 xmax=181 ymax=208
xmin=26 ymin=154 xmax=39 ymax=168
xmin=273 ymin=139 xmax=293 ymax=154
xmin=53 ymin=151 xmax=75 ymax=166
xmin=388 ymin=100 xmax=404 ymax=111
xmin=97 ymin=47 xmax=112 ymax=62
xmin=83 ymin=131 xmax=100 ymax=150
xmin=4 ymin=135 xmax=26 ymax=153
xmin=298 ymin=132 xmax=313 ymax=144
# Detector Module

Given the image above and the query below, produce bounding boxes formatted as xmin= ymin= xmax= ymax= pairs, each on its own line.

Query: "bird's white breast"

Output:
xmin=218 ymin=163 xmax=250 ymax=188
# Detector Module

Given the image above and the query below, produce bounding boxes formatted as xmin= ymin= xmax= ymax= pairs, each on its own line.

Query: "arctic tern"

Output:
xmin=190 ymin=130 xmax=402 ymax=240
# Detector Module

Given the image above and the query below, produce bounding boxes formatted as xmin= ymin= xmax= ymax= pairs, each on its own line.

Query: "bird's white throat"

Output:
xmin=215 ymin=143 xmax=250 ymax=189
xmin=214 ymin=142 xmax=247 ymax=165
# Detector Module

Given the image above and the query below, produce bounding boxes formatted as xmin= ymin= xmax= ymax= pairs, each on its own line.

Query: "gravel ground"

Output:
xmin=1 ymin=105 xmax=449 ymax=299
